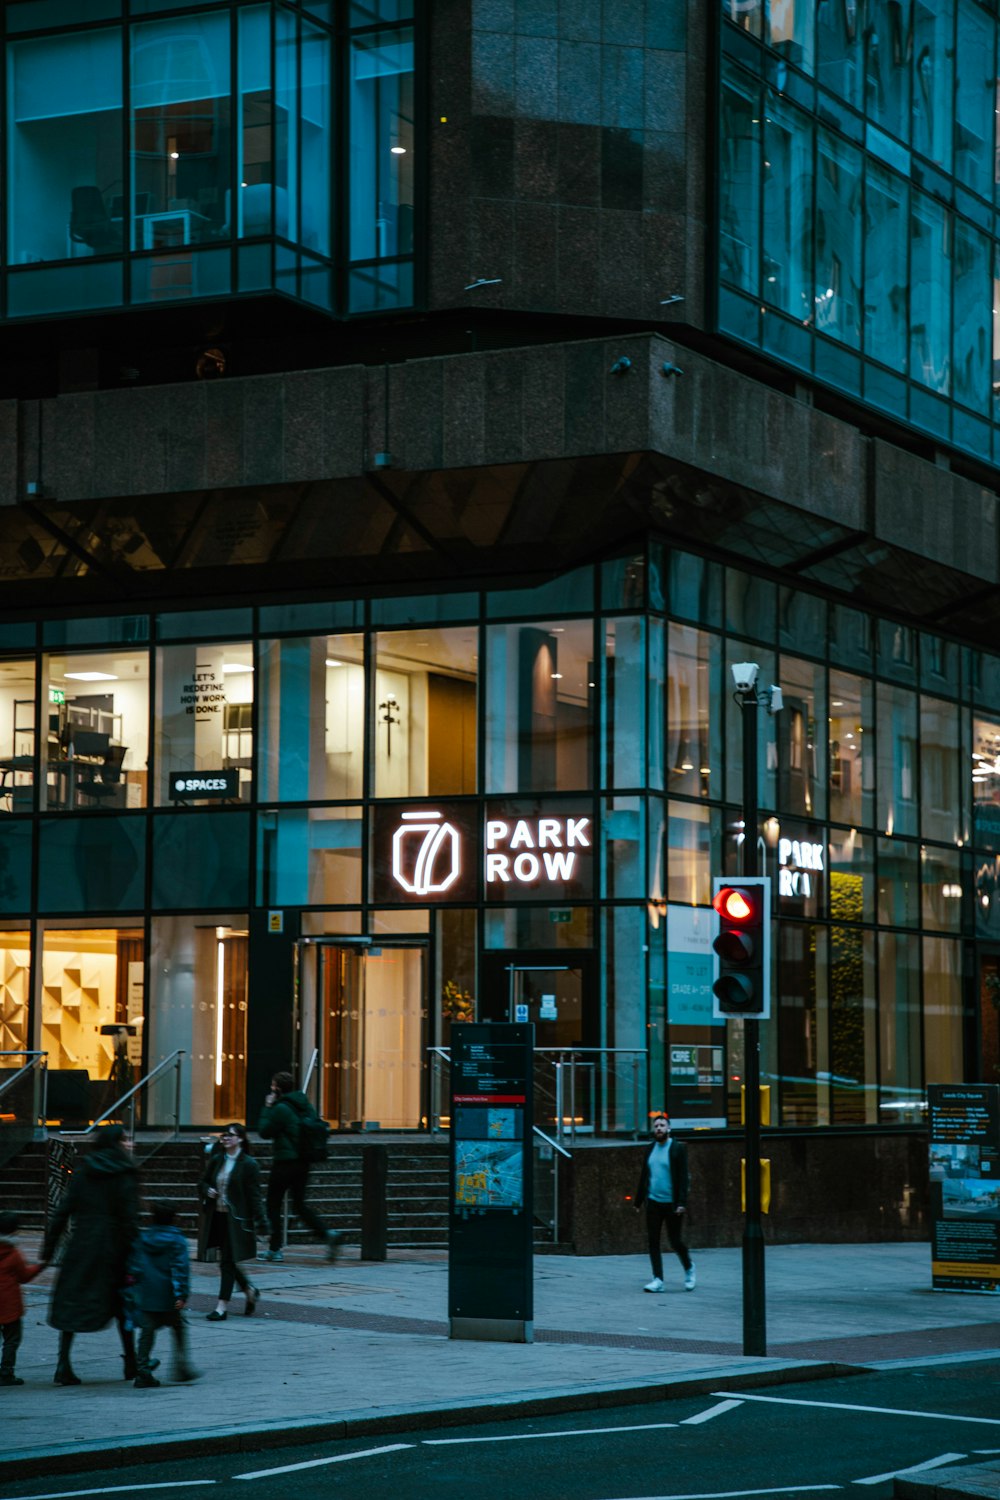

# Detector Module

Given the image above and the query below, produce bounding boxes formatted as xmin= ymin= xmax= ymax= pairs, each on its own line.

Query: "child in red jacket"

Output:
xmin=0 ymin=1211 xmax=44 ymax=1387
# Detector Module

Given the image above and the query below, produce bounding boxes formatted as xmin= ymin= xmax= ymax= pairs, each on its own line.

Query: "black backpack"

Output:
xmin=296 ymin=1108 xmax=330 ymax=1164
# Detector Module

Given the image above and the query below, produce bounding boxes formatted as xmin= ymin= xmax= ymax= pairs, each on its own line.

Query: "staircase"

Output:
xmin=0 ymin=1137 xmax=558 ymax=1251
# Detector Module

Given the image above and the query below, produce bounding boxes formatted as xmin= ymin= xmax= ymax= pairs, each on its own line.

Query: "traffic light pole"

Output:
xmin=740 ymin=686 xmax=766 ymax=1357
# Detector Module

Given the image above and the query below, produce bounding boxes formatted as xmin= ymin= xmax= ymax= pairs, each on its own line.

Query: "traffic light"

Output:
xmin=711 ymin=876 xmax=770 ymax=1019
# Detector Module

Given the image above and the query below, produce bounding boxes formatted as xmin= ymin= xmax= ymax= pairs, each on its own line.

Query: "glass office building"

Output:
xmin=0 ymin=543 xmax=992 ymax=1131
xmin=718 ymin=0 xmax=1000 ymax=464
xmin=2 ymin=0 xmax=415 ymax=320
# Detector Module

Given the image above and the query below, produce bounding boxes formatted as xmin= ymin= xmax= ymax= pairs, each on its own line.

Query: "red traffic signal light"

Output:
xmin=712 ymin=881 xmax=769 ymax=1017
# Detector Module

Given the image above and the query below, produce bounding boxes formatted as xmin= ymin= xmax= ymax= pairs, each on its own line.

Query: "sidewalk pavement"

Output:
xmin=3 ymin=1242 xmax=999 ymax=1483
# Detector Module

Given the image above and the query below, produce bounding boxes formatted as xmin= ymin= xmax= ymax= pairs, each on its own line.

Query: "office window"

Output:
xmin=719 ymin=63 xmax=761 ymax=295
xmin=236 ymin=5 xmax=274 ymax=238
xmin=763 ymin=93 xmax=813 ymax=323
xmin=864 ymin=0 xmax=910 ymax=144
xmin=0 ymin=660 xmax=36 ymax=816
xmin=912 ymin=0 xmax=953 ymax=173
xmin=603 ymin=618 xmax=646 ymax=791
xmin=953 ymin=219 xmax=990 ymax=413
xmin=864 ymin=162 xmax=908 ymax=372
xmin=7 ymin=28 xmax=124 ymax=267
xmin=130 ymin=14 xmax=231 ymax=253
xmin=154 ymin=642 xmax=252 ymax=806
xmin=830 ymin=924 xmax=877 ymax=1124
xmin=829 ymin=671 xmax=873 ymax=829
xmin=667 ymin=624 xmax=720 ymax=802
xmin=955 ymin=0 xmax=994 ymax=200
xmin=878 ymin=930 xmax=923 ymax=1122
xmin=877 ymin=683 xmax=918 ymax=838
xmin=816 ymin=0 xmax=863 ymax=109
xmin=485 ymin=621 xmax=593 ymax=795
xmin=972 ymin=714 xmax=1000 ymax=851
xmin=259 ymin=634 xmax=364 ymax=802
xmin=815 ymin=129 xmax=862 ymax=349
xmin=777 ymin=656 xmax=826 ymax=821
xmin=349 ymin=25 xmax=414 ymax=276
xmin=909 ymin=192 xmax=951 ymax=395
xmin=920 ymin=695 xmax=960 ymax=845
xmin=778 ymin=923 xmax=830 ymax=1127
xmin=924 ymin=935 xmax=964 ymax=1083
xmin=374 ymin=627 xmax=477 ymax=797
xmin=41 ymin=650 xmax=148 ymax=813
xmin=766 ymin=0 xmax=814 ymax=73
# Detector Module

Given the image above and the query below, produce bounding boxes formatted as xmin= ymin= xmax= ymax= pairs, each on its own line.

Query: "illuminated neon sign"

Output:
xmin=484 ymin=816 xmax=591 ymax=885
xmin=392 ymin=811 xmax=462 ymax=896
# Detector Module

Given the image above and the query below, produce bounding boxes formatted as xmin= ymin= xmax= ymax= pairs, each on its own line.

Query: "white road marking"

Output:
xmin=232 ymin=1443 xmax=412 ymax=1479
xmin=593 ymin=1487 xmax=842 ymax=1500
xmin=1 ymin=1485 xmax=214 ymax=1500
xmin=854 ymin=1451 xmax=966 ymax=1485
xmin=682 ymin=1400 xmax=744 ymax=1425
xmin=973 ymin=1448 xmax=1000 ymax=1453
xmin=423 ymin=1421 xmax=678 ymax=1445
xmin=711 ymin=1390 xmax=1000 ymax=1427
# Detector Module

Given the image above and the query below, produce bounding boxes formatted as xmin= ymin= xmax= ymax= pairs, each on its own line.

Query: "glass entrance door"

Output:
xmin=298 ymin=941 xmax=426 ymax=1130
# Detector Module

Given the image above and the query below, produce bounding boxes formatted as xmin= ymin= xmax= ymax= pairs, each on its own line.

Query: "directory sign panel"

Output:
xmin=448 ymin=1023 xmax=534 ymax=1339
xmin=928 ymin=1083 xmax=1000 ymax=1293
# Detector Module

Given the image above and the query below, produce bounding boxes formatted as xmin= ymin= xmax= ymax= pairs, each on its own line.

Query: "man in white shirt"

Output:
xmin=633 ymin=1113 xmax=696 ymax=1293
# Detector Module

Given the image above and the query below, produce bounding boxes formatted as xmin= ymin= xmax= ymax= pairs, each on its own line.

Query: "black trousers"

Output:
xmin=266 ymin=1159 xmax=329 ymax=1251
xmin=136 ymin=1309 xmax=192 ymax=1377
xmin=646 ymin=1201 xmax=691 ymax=1280
xmin=1 ymin=1318 xmax=21 ymax=1375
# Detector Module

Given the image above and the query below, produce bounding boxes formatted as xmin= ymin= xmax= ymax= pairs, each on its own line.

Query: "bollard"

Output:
xmin=360 ymin=1143 xmax=388 ymax=1261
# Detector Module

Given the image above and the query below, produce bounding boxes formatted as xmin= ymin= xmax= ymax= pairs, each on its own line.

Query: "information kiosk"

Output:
xmin=448 ymin=1022 xmax=534 ymax=1342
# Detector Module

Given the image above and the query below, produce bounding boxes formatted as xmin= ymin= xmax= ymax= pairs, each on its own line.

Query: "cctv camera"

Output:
xmin=731 ymin=662 xmax=760 ymax=693
xmin=769 ymin=685 xmax=784 ymax=713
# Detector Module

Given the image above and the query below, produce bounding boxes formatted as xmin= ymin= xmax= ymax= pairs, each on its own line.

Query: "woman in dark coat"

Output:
xmin=198 ymin=1122 xmax=267 ymax=1320
xmin=41 ymin=1123 xmax=140 ymax=1385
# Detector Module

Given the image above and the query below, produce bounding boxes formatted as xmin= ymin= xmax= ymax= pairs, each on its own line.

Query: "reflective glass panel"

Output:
xmin=921 ymin=843 xmax=963 ymax=933
xmin=778 ymin=923 xmax=829 ymax=1126
xmin=236 ymin=5 xmax=273 ymax=238
xmin=0 ymin=660 xmax=36 ymax=816
xmin=257 ymin=807 xmax=362 ymax=906
xmin=603 ymin=618 xmax=645 ymax=790
xmin=8 ymin=28 xmax=124 ymax=267
xmin=877 ymin=682 xmax=918 ymax=837
xmin=38 ymin=927 xmax=145 ymax=1104
xmin=953 ymin=219 xmax=991 ymax=412
xmin=259 ymin=634 xmax=364 ymax=802
xmin=865 ymin=0 xmax=910 ymax=143
xmin=725 ymin=641 xmax=777 ymax=811
xmin=877 ymin=836 xmax=921 ymax=926
xmin=920 ymin=695 xmax=960 ymax=844
xmin=971 ymin=714 xmax=1000 ymax=851
xmin=909 ymin=192 xmax=950 ymax=394
xmin=830 ymin=924 xmax=876 ymax=1123
xmin=37 ymin=819 xmax=146 ymax=912
xmin=665 ymin=800 xmax=721 ymax=908
xmin=719 ymin=62 xmax=761 ymax=295
xmin=601 ymin=796 xmax=644 ymax=899
xmin=154 ymin=642 xmax=252 ymax=806
xmin=878 ymin=930 xmax=923 ymax=1123
xmin=817 ymin=0 xmax=863 ymax=109
xmin=912 ymin=0 xmax=953 ymax=172
xmin=667 ymin=624 xmax=720 ymax=801
xmin=954 ymin=0 xmax=994 ymax=200
xmin=0 ymin=930 xmax=30 ymax=1053
xmin=829 ymin=670 xmax=873 ymax=828
xmin=375 ymin=627 xmax=478 ymax=797
xmin=766 ymin=0 xmax=814 ymax=72
xmin=0 ymin=829 xmax=32 ymax=913
xmin=301 ymin=20 xmax=332 ymax=255
xmin=485 ymin=621 xmax=593 ymax=794
xmin=151 ymin=811 xmax=251 ymax=909
xmin=764 ymin=93 xmax=813 ymax=320
xmin=864 ymin=163 xmax=908 ymax=371
xmin=923 ymin=935 xmax=964 ymax=1083
xmin=829 ymin=827 xmax=875 ymax=924
xmin=349 ymin=27 xmax=414 ymax=265
xmin=815 ymin=129 xmax=862 ymax=348
xmin=777 ymin=655 xmax=826 ymax=820
xmin=130 ymin=13 xmax=231 ymax=249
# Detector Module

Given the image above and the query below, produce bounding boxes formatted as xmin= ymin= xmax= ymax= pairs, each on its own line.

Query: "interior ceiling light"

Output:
xmin=222 ymin=663 xmax=253 ymax=675
xmin=64 ymin=671 xmax=118 ymax=681
xmin=326 ymin=658 xmax=343 ymax=668
xmin=391 ymin=145 xmax=407 ymax=154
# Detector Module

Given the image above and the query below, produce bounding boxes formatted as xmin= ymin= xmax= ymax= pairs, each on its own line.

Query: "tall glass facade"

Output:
xmin=1 ymin=0 xmax=415 ymax=320
xmin=0 ymin=545 xmax=990 ymax=1130
xmin=717 ymin=0 xmax=1000 ymax=464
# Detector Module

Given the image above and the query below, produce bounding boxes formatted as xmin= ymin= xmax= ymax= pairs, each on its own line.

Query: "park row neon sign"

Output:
xmin=391 ymin=810 xmax=591 ymax=897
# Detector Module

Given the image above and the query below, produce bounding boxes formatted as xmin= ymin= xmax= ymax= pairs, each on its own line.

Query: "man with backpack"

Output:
xmin=258 ymin=1072 xmax=345 ymax=1264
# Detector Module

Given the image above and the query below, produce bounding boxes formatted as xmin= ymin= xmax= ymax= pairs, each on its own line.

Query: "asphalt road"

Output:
xmin=2 ymin=1360 xmax=998 ymax=1500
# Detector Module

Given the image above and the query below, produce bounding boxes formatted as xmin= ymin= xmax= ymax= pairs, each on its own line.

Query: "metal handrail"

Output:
xmin=58 ymin=1050 xmax=185 ymax=1142
xmin=0 ymin=1052 xmax=48 ymax=1168
xmin=303 ymin=1046 xmax=319 ymax=1096
xmin=532 ymin=1124 xmax=571 ymax=1159
xmin=0 ymin=1051 xmax=47 ymax=1106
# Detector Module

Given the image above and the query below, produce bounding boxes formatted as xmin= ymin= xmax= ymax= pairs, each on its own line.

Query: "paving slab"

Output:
xmin=1 ymin=1242 xmax=997 ymax=1483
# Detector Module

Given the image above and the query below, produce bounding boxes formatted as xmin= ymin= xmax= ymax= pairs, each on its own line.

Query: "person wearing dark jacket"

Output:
xmin=128 ymin=1201 xmax=198 ymax=1387
xmin=258 ymin=1071 xmax=344 ymax=1263
xmin=198 ymin=1122 xmax=268 ymax=1320
xmin=0 ymin=1211 xmax=45 ymax=1386
xmin=41 ymin=1123 xmax=140 ymax=1385
xmin=633 ymin=1113 xmax=696 ymax=1293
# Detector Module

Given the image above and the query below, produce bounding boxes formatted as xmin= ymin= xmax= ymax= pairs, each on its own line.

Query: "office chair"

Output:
xmin=77 ymin=744 xmax=127 ymax=806
xmin=69 ymin=187 xmax=120 ymax=254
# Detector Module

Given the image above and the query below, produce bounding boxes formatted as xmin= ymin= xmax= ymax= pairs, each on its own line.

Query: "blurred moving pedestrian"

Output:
xmin=258 ymin=1071 xmax=344 ymax=1263
xmin=42 ymin=1123 xmax=140 ymax=1385
xmin=128 ymin=1200 xmax=199 ymax=1387
xmin=198 ymin=1122 xmax=267 ymax=1320
xmin=0 ymin=1211 xmax=45 ymax=1386
xmin=633 ymin=1113 xmax=696 ymax=1293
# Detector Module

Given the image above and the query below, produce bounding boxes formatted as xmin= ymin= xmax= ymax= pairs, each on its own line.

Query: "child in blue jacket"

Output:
xmin=128 ymin=1201 xmax=199 ymax=1387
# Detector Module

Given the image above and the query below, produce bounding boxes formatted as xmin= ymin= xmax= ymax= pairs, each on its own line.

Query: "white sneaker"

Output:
xmin=684 ymin=1264 xmax=697 ymax=1291
xmin=644 ymin=1277 xmax=664 ymax=1293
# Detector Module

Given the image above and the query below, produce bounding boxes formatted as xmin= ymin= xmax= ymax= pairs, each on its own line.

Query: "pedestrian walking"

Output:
xmin=198 ymin=1122 xmax=268 ymax=1320
xmin=128 ymin=1200 xmax=199 ymax=1387
xmin=41 ymin=1123 xmax=140 ymax=1385
xmin=633 ymin=1113 xmax=696 ymax=1293
xmin=0 ymin=1211 xmax=45 ymax=1386
xmin=258 ymin=1071 xmax=344 ymax=1263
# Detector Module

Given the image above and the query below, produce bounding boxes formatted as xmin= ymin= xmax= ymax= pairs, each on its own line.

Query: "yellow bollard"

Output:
xmin=740 ymin=1084 xmax=771 ymax=1125
xmin=740 ymin=1157 xmax=771 ymax=1214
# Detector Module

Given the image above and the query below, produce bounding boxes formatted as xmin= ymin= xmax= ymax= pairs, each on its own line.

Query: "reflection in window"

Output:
xmin=921 ymin=843 xmax=963 ymax=933
xmin=912 ymin=0 xmax=953 ymax=171
xmin=877 ymin=836 xmax=921 ymax=926
xmin=830 ymin=924 xmax=876 ymax=1124
xmin=485 ymin=621 xmax=593 ymax=795
xmin=130 ymin=15 xmax=231 ymax=250
xmin=910 ymin=192 xmax=950 ymax=394
xmin=777 ymin=656 xmax=825 ymax=820
xmin=155 ymin=642 xmax=252 ymax=805
xmin=864 ymin=0 xmax=910 ymax=142
xmin=375 ymin=627 xmax=477 ymax=797
xmin=877 ymin=682 xmax=917 ymax=837
xmin=815 ymin=130 xmax=862 ymax=348
xmin=665 ymin=800 xmax=719 ymax=908
xmin=8 ymin=28 xmax=123 ymax=266
xmin=954 ymin=220 xmax=990 ymax=412
xmin=236 ymin=5 xmax=274 ymax=238
xmin=766 ymin=0 xmax=814 ymax=71
xmin=258 ymin=807 xmax=362 ymax=906
xmin=763 ymin=93 xmax=812 ymax=323
xmin=920 ymin=695 xmax=960 ymax=844
xmin=865 ymin=163 xmax=908 ymax=372
xmin=924 ymin=935 xmax=964 ymax=1083
xmin=778 ymin=923 xmax=829 ymax=1126
xmin=0 ymin=660 xmax=36 ymax=815
xmin=830 ymin=673 xmax=872 ymax=828
xmin=719 ymin=63 xmax=761 ymax=295
xmin=668 ymin=624 xmax=719 ymax=800
xmin=972 ymin=714 xmax=1000 ymax=851
xmin=829 ymin=827 xmax=874 ymax=924
xmin=817 ymin=0 xmax=863 ymax=108
xmin=259 ymin=634 xmax=364 ymax=803
xmin=42 ymin=650 xmax=148 ymax=813
xmin=149 ymin=914 xmax=247 ymax=1126
xmin=601 ymin=796 xmax=644 ymax=900
xmin=603 ymin=618 xmax=645 ymax=790
xmin=954 ymin=0 xmax=994 ymax=200
xmin=349 ymin=26 xmax=413 ymax=267
xmin=878 ymin=930 xmax=923 ymax=1122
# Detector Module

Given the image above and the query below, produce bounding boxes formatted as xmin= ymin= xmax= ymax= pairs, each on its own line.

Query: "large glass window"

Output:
xmin=815 ymin=130 xmax=862 ymax=349
xmin=130 ymin=14 xmax=231 ymax=250
xmin=485 ymin=621 xmax=593 ymax=794
xmin=864 ymin=163 xmax=909 ymax=372
xmin=763 ymin=94 xmax=813 ymax=321
xmin=817 ymin=0 xmax=863 ymax=109
xmin=877 ymin=682 xmax=918 ymax=838
xmin=259 ymin=634 xmax=364 ymax=802
xmin=154 ymin=641 xmax=252 ymax=805
xmin=953 ymin=219 xmax=990 ymax=413
xmin=913 ymin=0 xmax=954 ymax=172
xmin=778 ymin=922 xmax=829 ymax=1126
xmin=954 ymin=0 xmax=994 ymax=199
xmin=258 ymin=807 xmax=363 ymax=907
xmin=603 ymin=619 xmax=646 ymax=791
xmin=236 ymin=5 xmax=274 ymax=237
xmin=667 ymin=625 xmax=720 ymax=801
xmin=8 ymin=27 xmax=123 ymax=266
xmin=829 ymin=670 xmax=873 ymax=828
xmin=777 ymin=656 xmax=826 ymax=820
xmin=830 ymin=924 xmax=877 ymax=1124
xmin=972 ymin=714 xmax=1000 ymax=851
xmin=348 ymin=20 xmax=414 ymax=307
xmin=0 ymin=929 xmax=31 ymax=1061
xmin=924 ymin=935 xmax=964 ymax=1083
xmin=719 ymin=63 xmax=761 ymax=294
xmin=375 ymin=627 xmax=477 ymax=797
xmin=865 ymin=0 xmax=911 ymax=143
xmin=909 ymin=192 xmax=951 ymax=394
xmin=920 ymin=695 xmax=960 ymax=844
xmin=0 ymin=659 xmax=36 ymax=815
xmin=42 ymin=650 xmax=148 ymax=812
xmin=878 ymin=930 xmax=923 ymax=1122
